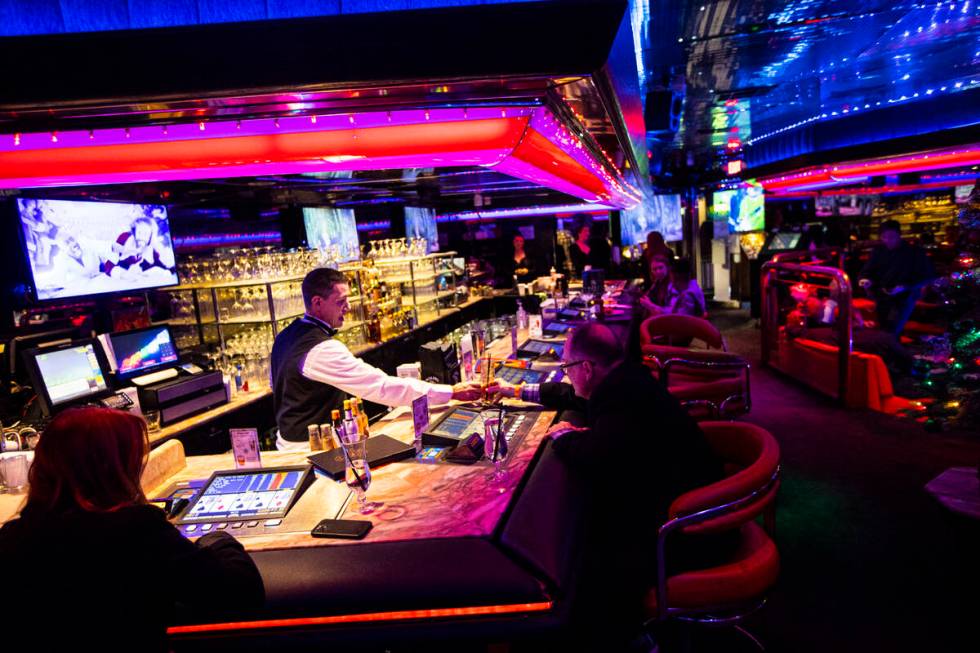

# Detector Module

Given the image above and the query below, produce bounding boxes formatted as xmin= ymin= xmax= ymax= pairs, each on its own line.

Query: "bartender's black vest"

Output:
xmin=271 ymin=316 xmax=344 ymax=442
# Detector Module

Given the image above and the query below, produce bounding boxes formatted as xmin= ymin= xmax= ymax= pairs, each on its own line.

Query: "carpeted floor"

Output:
xmin=714 ymin=309 xmax=980 ymax=653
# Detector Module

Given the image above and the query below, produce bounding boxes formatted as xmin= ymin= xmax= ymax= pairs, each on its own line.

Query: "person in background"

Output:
xmin=501 ymin=232 xmax=537 ymax=287
xmin=568 ymin=222 xmax=592 ymax=278
xmin=642 ymin=231 xmax=676 ymax=285
xmin=667 ymin=257 xmax=706 ymax=318
xmin=858 ymin=219 xmax=935 ymax=336
xmin=0 ymin=407 xmax=264 ymax=652
xmin=271 ymin=268 xmax=483 ymax=450
xmin=638 ymin=254 xmax=676 ymax=317
xmin=486 ymin=323 xmax=728 ymax=649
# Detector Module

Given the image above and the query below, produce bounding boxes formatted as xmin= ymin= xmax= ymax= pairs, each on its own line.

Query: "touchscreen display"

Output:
xmin=520 ymin=340 xmax=563 ymax=357
xmin=494 ymin=366 xmax=547 ymax=385
xmin=429 ymin=408 xmax=480 ymax=438
xmin=35 ymin=344 xmax=109 ymax=406
xmin=544 ymin=321 xmax=573 ymax=335
xmin=180 ymin=468 xmax=309 ymax=523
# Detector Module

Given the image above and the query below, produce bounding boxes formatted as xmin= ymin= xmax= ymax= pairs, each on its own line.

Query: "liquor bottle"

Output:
xmin=307 ymin=424 xmax=323 ymax=451
xmin=516 ymin=300 xmax=529 ymax=330
xmin=331 ymin=409 xmax=344 ymax=445
xmin=342 ymin=399 xmax=360 ymax=443
xmin=356 ymin=398 xmax=370 ymax=437
xmin=319 ymin=423 xmax=337 ymax=449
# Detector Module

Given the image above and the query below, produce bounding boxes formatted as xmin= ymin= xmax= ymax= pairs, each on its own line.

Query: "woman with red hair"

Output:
xmin=0 ymin=407 xmax=263 ymax=652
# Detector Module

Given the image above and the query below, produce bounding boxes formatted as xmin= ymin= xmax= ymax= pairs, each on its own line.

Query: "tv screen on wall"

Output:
xmin=17 ymin=198 xmax=178 ymax=301
xmin=303 ymin=207 xmax=360 ymax=263
xmin=712 ymin=182 xmax=765 ymax=232
xmin=620 ymin=194 xmax=683 ymax=246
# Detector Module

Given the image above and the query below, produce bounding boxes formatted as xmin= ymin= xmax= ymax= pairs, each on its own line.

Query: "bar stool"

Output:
xmin=644 ymin=421 xmax=781 ymax=651
xmin=640 ymin=315 xmax=751 ymax=418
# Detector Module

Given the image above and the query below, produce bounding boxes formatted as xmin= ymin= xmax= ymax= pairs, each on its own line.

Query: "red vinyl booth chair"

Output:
xmin=640 ymin=315 xmax=751 ymax=419
xmin=644 ymin=421 xmax=781 ymax=650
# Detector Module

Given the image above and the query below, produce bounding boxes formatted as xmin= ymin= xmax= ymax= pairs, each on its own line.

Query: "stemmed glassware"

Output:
xmin=340 ymin=433 xmax=382 ymax=514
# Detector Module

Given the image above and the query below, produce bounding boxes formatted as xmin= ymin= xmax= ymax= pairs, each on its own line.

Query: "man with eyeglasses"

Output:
xmin=487 ymin=322 xmax=726 ymax=648
xmin=271 ymin=268 xmax=483 ymax=450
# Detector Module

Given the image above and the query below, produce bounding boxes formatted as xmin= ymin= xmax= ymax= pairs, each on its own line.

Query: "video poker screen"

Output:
xmin=109 ymin=326 xmax=179 ymax=378
xmin=178 ymin=466 xmax=311 ymax=524
xmin=544 ymin=321 xmax=573 ymax=336
xmin=519 ymin=339 xmax=564 ymax=357
xmin=493 ymin=365 xmax=549 ymax=385
xmin=428 ymin=407 xmax=481 ymax=439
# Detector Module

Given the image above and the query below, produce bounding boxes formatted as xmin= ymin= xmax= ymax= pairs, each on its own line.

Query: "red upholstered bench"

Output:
xmin=769 ymin=331 xmax=914 ymax=413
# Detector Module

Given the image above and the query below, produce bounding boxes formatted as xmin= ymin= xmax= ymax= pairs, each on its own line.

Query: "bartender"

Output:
xmin=271 ymin=267 xmax=482 ymax=450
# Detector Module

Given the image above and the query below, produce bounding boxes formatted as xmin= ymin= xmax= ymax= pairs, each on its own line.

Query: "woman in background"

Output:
xmin=0 ymin=407 xmax=264 ymax=652
xmin=638 ymin=254 xmax=676 ymax=316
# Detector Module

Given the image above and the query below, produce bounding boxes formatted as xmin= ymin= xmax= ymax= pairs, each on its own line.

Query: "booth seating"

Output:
xmin=169 ymin=440 xmax=587 ymax=651
xmin=771 ymin=330 xmax=914 ymax=413
xmin=852 ymin=297 xmax=946 ymax=342
xmin=644 ymin=421 xmax=780 ymax=650
xmin=640 ymin=315 xmax=752 ymax=419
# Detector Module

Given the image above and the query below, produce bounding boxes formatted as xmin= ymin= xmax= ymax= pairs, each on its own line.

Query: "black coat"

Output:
xmin=0 ymin=504 xmax=264 ymax=652
xmin=536 ymin=361 xmax=729 ymax=638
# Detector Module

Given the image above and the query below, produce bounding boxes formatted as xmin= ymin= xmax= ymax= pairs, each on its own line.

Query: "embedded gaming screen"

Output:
xmin=179 ymin=467 xmax=311 ymax=524
xmin=33 ymin=343 xmax=109 ymax=407
xmin=303 ymin=207 xmax=360 ymax=262
xmin=712 ymin=183 xmax=765 ymax=233
xmin=109 ymin=326 xmax=179 ymax=378
xmin=620 ymin=194 xmax=683 ymax=246
xmin=17 ymin=198 xmax=178 ymax=301
xmin=428 ymin=407 xmax=481 ymax=439
xmin=519 ymin=339 xmax=564 ymax=358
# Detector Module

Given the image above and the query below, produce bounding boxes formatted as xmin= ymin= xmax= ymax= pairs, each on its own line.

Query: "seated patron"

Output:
xmin=637 ymin=254 xmax=676 ymax=316
xmin=488 ymin=323 xmax=728 ymax=646
xmin=641 ymin=230 xmax=675 ymax=285
xmin=0 ymin=408 xmax=264 ymax=652
xmin=666 ymin=257 xmax=706 ymax=318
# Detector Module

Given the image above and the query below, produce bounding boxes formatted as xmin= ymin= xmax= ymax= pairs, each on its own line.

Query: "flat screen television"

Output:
xmin=17 ymin=198 xmax=178 ymax=301
xmin=620 ymin=194 xmax=683 ymax=246
xmin=711 ymin=183 xmax=765 ymax=232
xmin=303 ymin=207 xmax=360 ymax=263
xmin=405 ymin=207 xmax=439 ymax=253
xmin=24 ymin=340 xmax=114 ymax=416
xmin=108 ymin=326 xmax=180 ymax=379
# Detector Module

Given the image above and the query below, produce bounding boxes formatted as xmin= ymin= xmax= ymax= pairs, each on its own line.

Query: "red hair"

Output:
xmin=25 ymin=407 xmax=149 ymax=515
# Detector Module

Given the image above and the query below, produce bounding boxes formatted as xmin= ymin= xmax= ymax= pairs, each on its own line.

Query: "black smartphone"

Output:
xmin=311 ymin=518 xmax=373 ymax=540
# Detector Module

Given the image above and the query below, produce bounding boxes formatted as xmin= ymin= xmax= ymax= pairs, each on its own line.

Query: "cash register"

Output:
xmin=105 ymin=326 xmax=226 ymax=425
xmin=22 ymin=339 xmax=129 ymax=417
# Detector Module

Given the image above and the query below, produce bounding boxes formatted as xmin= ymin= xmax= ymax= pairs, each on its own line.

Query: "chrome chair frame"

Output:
xmin=646 ymin=464 xmax=781 ymax=651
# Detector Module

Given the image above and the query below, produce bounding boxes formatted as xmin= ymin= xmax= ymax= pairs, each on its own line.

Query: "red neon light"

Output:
xmin=760 ymin=146 xmax=980 ymax=191
xmin=167 ymin=601 xmax=553 ymax=635
xmin=768 ymin=179 xmax=962 ymax=198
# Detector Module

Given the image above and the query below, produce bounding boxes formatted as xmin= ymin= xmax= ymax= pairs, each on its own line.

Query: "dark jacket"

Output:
xmin=0 ymin=504 xmax=264 ymax=652
xmin=536 ymin=361 xmax=729 ymax=636
xmin=860 ymin=241 xmax=935 ymax=289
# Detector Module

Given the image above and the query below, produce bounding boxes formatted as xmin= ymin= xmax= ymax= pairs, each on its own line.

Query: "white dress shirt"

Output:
xmin=275 ymin=331 xmax=453 ymax=451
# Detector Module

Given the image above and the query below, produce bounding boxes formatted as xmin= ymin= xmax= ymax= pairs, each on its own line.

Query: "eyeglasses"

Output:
xmin=559 ymin=360 xmax=588 ymax=372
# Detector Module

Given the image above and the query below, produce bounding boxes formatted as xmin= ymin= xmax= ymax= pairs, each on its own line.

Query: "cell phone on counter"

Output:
xmin=311 ymin=518 xmax=373 ymax=540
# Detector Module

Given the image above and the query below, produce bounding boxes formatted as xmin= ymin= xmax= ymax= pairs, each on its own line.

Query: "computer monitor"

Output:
xmin=24 ymin=340 xmax=114 ymax=416
xmin=108 ymin=326 xmax=179 ymax=379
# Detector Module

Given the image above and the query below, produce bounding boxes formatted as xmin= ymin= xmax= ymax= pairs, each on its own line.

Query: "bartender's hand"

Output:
xmin=858 ymin=278 xmax=872 ymax=289
xmin=451 ymin=381 xmax=484 ymax=401
xmin=484 ymin=380 xmax=519 ymax=401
